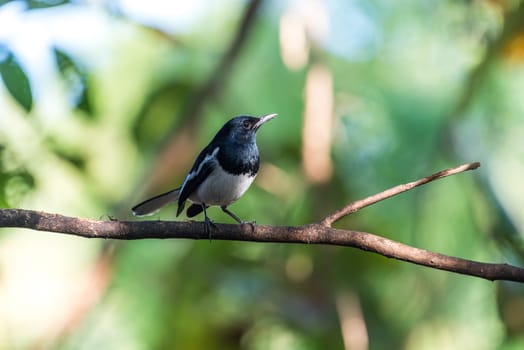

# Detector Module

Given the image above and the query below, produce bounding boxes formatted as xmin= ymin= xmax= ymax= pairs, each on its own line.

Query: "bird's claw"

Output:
xmin=204 ymin=217 xmax=217 ymax=240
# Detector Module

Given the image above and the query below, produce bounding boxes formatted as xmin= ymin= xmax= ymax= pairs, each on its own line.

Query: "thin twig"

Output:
xmin=320 ymin=162 xmax=481 ymax=227
xmin=179 ymin=0 xmax=263 ymax=120
xmin=0 ymin=208 xmax=522 ymax=282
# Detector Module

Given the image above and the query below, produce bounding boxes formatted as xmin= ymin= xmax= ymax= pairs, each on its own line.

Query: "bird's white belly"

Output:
xmin=189 ymin=166 xmax=255 ymax=206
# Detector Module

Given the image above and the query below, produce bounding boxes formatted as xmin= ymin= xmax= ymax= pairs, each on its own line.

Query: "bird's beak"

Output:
xmin=254 ymin=113 xmax=278 ymax=130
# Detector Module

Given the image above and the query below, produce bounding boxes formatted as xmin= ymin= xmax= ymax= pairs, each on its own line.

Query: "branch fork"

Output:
xmin=1 ymin=161 xmax=524 ymax=283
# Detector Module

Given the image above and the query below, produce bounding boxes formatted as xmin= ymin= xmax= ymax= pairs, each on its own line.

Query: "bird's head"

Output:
xmin=218 ymin=114 xmax=277 ymax=144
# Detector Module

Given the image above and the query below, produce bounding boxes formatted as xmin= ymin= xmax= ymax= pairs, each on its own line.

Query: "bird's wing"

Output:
xmin=176 ymin=146 xmax=219 ymax=216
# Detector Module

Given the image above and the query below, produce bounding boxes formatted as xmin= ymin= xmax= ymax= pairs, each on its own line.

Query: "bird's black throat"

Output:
xmin=217 ymin=143 xmax=259 ymax=176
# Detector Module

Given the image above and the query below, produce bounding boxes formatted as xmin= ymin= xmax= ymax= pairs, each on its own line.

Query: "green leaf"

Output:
xmin=0 ymin=1 xmax=15 ymax=6
xmin=0 ymin=144 xmax=35 ymax=207
xmin=53 ymin=47 xmax=93 ymax=117
xmin=26 ymin=0 xmax=70 ymax=9
xmin=0 ymin=1 xmax=70 ymax=9
xmin=0 ymin=49 xmax=33 ymax=113
xmin=54 ymin=47 xmax=75 ymax=72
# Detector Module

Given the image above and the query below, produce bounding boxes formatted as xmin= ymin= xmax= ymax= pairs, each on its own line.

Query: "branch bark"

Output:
xmin=1 ymin=162 xmax=523 ymax=283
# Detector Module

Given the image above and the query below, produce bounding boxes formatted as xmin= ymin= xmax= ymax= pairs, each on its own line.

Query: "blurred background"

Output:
xmin=1 ymin=0 xmax=524 ymax=349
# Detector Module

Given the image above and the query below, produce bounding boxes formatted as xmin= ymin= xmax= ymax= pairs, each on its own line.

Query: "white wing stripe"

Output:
xmin=180 ymin=147 xmax=219 ymax=191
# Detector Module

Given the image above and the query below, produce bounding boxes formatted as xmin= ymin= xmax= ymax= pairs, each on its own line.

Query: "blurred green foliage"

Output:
xmin=1 ymin=0 xmax=524 ymax=349
xmin=0 ymin=48 xmax=32 ymax=112
xmin=53 ymin=48 xmax=93 ymax=117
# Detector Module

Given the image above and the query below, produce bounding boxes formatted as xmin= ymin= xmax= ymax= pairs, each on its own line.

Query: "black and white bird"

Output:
xmin=132 ymin=114 xmax=277 ymax=230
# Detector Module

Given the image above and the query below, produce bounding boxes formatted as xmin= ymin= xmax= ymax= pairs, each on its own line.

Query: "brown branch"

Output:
xmin=1 ymin=162 xmax=521 ymax=283
xmin=320 ymin=162 xmax=481 ymax=227
xmin=0 ymin=208 xmax=523 ymax=282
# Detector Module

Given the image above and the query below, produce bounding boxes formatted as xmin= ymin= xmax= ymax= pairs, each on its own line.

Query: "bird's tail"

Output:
xmin=132 ymin=188 xmax=180 ymax=216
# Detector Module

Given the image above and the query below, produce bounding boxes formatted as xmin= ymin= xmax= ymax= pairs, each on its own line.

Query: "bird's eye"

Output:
xmin=242 ymin=120 xmax=251 ymax=129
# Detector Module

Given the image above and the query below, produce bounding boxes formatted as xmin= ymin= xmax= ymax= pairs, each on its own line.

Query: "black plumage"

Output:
xmin=132 ymin=114 xmax=277 ymax=231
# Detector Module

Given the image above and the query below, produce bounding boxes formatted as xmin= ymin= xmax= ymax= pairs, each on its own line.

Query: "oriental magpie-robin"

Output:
xmin=132 ymin=114 xmax=277 ymax=231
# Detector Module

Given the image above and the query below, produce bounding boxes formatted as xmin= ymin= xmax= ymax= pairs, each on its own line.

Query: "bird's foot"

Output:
xmin=204 ymin=216 xmax=218 ymax=240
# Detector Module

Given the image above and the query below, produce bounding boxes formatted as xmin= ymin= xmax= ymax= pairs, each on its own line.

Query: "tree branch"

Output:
xmin=180 ymin=0 xmax=263 ymax=119
xmin=0 ymin=208 xmax=522 ymax=282
xmin=1 ymin=162 xmax=522 ymax=283
xmin=320 ymin=162 xmax=481 ymax=226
